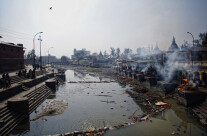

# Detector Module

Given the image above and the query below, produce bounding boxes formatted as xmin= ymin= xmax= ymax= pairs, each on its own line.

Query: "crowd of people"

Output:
xmin=0 ymin=73 xmax=11 ymax=88
xmin=18 ymin=69 xmax=36 ymax=79
xmin=0 ymin=68 xmax=37 ymax=89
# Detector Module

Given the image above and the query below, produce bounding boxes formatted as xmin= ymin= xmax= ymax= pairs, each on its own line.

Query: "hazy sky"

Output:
xmin=0 ymin=0 xmax=207 ymax=58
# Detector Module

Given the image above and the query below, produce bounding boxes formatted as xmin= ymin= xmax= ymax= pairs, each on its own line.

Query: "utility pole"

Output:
xmin=187 ymin=32 xmax=194 ymax=70
xmin=33 ymin=32 xmax=43 ymax=68
xmin=38 ymin=35 xmax=43 ymax=68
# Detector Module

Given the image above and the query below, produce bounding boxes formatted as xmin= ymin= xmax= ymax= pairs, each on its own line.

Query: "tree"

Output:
xmin=110 ymin=47 xmax=115 ymax=57
xmin=24 ymin=49 xmax=35 ymax=64
xmin=61 ymin=56 xmax=68 ymax=62
xmin=116 ymin=48 xmax=120 ymax=57
xmin=124 ymin=48 xmax=132 ymax=55
xmin=199 ymin=32 xmax=207 ymax=46
xmin=104 ymin=51 xmax=108 ymax=58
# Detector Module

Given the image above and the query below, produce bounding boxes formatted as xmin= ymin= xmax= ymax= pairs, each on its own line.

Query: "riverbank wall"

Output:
xmin=0 ymin=69 xmax=65 ymax=136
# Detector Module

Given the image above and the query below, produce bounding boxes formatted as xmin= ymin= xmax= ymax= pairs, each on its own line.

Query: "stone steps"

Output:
xmin=0 ymin=106 xmax=8 ymax=117
xmin=0 ymin=107 xmax=11 ymax=120
xmin=0 ymin=104 xmax=26 ymax=136
xmin=21 ymin=85 xmax=30 ymax=91
xmin=0 ymin=85 xmax=52 ymax=136
xmin=191 ymin=98 xmax=207 ymax=126
xmin=10 ymin=76 xmax=27 ymax=84
xmin=0 ymin=71 xmax=55 ymax=135
xmin=24 ymin=86 xmax=47 ymax=99
xmin=29 ymin=90 xmax=51 ymax=114
xmin=0 ymin=113 xmax=26 ymax=136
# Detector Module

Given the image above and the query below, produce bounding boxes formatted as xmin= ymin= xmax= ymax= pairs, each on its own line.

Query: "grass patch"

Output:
xmin=82 ymin=67 xmax=102 ymax=72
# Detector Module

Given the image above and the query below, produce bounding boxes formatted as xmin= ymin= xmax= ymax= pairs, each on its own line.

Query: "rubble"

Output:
xmin=118 ymin=76 xmax=171 ymax=123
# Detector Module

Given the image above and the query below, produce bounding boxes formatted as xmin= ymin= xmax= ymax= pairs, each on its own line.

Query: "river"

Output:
xmin=11 ymin=69 xmax=207 ymax=136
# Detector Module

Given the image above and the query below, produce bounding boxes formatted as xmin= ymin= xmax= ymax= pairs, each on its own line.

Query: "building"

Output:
xmin=41 ymin=55 xmax=60 ymax=64
xmin=168 ymin=36 xmax=180 ymax=52
xmin=71 ymin=48 xmax=90 ymax=60
xmin=0 ymin=42 xmax=25 ymax=72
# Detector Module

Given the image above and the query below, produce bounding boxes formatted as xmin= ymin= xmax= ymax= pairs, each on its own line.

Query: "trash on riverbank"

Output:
xmin=118 ymin=76 xmax=171 ymax=123
xmin=155 ymin=101 xmax=167 ymax=106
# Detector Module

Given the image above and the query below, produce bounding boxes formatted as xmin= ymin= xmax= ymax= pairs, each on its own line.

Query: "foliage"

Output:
xmin=199 ymin=32 xmax=207 ymax=46
xmin=61 ymin=56 xmax=68 ymax=62
xmin=110 ymin=47 xmax=115 ymax=57
xmin=116 ymin=48 xmax=120 ymax=57
xmin=124 ymin=48 xmax=132 ymax=55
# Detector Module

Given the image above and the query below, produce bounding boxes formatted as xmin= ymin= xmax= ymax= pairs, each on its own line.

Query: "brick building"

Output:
xmin=0 ymin=42 xmax=25 ymax=72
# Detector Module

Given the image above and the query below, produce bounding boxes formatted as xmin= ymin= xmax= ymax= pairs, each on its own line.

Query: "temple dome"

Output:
xmin=168 ymin=36 xmax=180 ymax=52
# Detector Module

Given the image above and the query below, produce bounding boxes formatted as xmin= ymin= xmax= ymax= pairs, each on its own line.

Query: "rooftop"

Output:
xmin=0 ymin=41 xmax=24 ymax=48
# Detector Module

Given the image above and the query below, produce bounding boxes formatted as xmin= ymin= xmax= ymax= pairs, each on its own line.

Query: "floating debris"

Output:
xmin=31 ymin=100 xmax=68 ymax=121
xmin=68 ymin=81 xmax=113 ymax=83
xmin=100 ymin=100 xmax=116 ymax=104
xmin=95 ymin=95 xmax=112 ymax=97
xmin=48 ymin=127 xmax=110 ymax=136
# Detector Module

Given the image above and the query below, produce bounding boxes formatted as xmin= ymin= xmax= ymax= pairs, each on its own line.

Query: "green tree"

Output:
xmin=124 ymin=48 xmax=132 ymax=55
xmin=61 ymin=56 xmax=68 ymax=62
xmin=25 ymin=49 xmax=35 ymax=64
xmin=116 ymin=48 xmax=120 ymax=57
xmin=110 ymin=47 xmax=115 ymax=57
xmin=199 ymin=32 xmax=207 ymax=46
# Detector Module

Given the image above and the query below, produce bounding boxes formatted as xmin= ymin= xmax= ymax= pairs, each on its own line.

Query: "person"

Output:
xmin=27 ymin=69 xmax=32 ymax=78
xmin=32 ymin=69 xmax=36 ymax=79
xmin=5 ymin=73 xmax=11 ymax=87
xmin=23 ymin=69 xmax=27 ymax=77
xmin=0 ymin=73 xmax=6 ymax=88
xmin=18 ymin=70 xmax=22 ymax=77
xmin=2 ymin=73 xmax=5 ymax=79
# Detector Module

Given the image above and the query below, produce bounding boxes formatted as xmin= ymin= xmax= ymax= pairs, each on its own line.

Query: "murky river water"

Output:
xmin=11 ymin=69 xmax=207 ymax=136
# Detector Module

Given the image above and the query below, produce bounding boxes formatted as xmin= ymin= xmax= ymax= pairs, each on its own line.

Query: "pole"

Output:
xmin=38 ymin=35 xmax=43 ymax=68
xmin=48 ymin=51 xmax=49 ymax=67
xmin=33 ymin=32 xmax=43 ymax=68
xmin=187 ymin=32 xmax=194 ymax=70
xmin=45 ymin=52 xmax=47 ymax=66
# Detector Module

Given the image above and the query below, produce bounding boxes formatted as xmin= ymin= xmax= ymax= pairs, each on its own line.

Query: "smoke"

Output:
xmin=155 ymin=52 xmax=191 ymax=82
xmin=131 ymin=66 xmax=136 ymax=71
xmin=127 ymin=53 xmax=132 ymax=60
xmin=141 ymin=64 xmax=150 ymax=72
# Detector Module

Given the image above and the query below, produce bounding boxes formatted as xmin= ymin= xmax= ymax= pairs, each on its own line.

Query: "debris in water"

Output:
xmin=31 ymin=100 xmax=67 ymax=121
xmin=95 ymin=94 xmax=112 ymax=97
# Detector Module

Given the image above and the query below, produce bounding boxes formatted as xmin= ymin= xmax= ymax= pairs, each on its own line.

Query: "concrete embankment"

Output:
xmin=0 ymin=70 xmax=62 ymax=136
